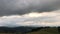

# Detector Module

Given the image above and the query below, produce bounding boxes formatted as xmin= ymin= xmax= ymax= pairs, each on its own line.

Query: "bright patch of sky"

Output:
xmin=0 ymin=10 xmax=60 ymax=27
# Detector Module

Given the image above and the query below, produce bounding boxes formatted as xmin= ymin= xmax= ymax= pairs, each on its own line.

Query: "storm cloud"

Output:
xmin=0 ymin=0 xmax=60 ymax=16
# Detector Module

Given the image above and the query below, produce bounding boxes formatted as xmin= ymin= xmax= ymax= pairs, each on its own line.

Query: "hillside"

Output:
xmin=0 ymin=27 xmax=59 ymax=34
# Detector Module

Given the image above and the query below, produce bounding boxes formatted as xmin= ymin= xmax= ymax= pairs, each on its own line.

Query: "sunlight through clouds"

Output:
xmin=0 ymin=10 xmax=60 ymax=27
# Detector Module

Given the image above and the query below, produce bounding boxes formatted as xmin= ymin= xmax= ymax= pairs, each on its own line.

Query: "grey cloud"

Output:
xmin=0 ymin=0 xmax=60 ymax=16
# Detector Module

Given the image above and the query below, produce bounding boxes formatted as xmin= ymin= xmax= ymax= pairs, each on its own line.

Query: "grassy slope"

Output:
xmin=27 ymin=28 xmax=59 ymax=34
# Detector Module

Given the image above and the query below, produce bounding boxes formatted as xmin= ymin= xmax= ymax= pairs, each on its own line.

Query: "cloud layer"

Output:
xmin=0 ymin=0 xmax=60 ymax=27
xmin=0 ymin=10 xmax=60 ymax=27
xmin=0 ymin=0 xmax=60 ymax=16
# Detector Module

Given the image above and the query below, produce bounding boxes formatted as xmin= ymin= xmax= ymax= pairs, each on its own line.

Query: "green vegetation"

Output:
xmin=27 ymin=27 xmax=59 ymax=34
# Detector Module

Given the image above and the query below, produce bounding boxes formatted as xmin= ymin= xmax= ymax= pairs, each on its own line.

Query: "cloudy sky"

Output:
xmin=0 ymin=0 xmax=60 ymax=27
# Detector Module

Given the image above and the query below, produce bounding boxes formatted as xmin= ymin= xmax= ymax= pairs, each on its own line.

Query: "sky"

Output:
xmin=0 ymin=0 xmax=60 ymax=27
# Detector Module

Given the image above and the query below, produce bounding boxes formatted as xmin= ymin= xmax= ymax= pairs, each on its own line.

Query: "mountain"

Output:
xmin=0 ymin=26 xmax=42 ymax=33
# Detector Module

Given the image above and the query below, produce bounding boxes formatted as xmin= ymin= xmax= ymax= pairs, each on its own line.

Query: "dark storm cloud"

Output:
xmin=0 ymin=0 xmax=60 ymax=16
